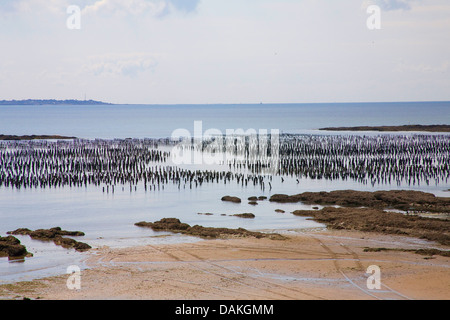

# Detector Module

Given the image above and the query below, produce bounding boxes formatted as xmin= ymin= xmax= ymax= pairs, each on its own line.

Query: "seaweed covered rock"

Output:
xmin=135 ymin=218 xmax=190 ymax=232
xmin=270 ymin=190 xmax=450 ymax=213
xmin=248 ymin=196 xmax=267 ymax=202
xmin=7 ymin=227 xmax=91 ymax=252
xmin=231 ymin=213 xmax=256 ymax=219
xmin=0 ymin=235 xmax=31 ymax=258
xmin=221 ymin=196 xmax=242 ymax=203
xmin=135 ymin=218 xmax=285 ymax=240
xmin=292 ymin=207 xmax=450 ymax=245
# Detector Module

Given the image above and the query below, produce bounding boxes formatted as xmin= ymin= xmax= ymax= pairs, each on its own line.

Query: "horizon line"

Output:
xmin=1 ymin=99 xmax=450 ymax=106
xmin=118 ymin=100 xmax=450 ymax=106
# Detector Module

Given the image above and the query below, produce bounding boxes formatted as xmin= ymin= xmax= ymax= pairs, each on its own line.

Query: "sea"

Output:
xmin=0 ymin=101 xmax=449 ymax=284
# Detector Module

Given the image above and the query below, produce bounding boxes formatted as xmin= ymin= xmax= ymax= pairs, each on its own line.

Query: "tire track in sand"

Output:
xmin=143 ymin=244 xmax=295 ymax=300
xmin=307 ymin=233 xmax=413 ymax=300
xmin=172 ymin=245 xmax=326 ymax=300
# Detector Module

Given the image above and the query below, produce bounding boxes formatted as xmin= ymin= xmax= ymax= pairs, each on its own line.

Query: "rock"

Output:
xmin=270 ymin=190 xmax=450 ymax=213
xmin=275 ymin=209 xmax=285 ymax=213
xmin=52 ymin=237 xmax=91 ymax=251
xmin=248 ymin=196 xmax=258 ymax=201
xmin=7 ymin=227 xmax=90 ymax=252
xmin=258 ymin=196 xmax=267 ymax=201
xmin=221 ymin=196 xmax=242 ymax=203
xmin=363 ymin=247 xmax=450 ymax=258
xmin=8 ymin=227 xmax=85 ymax=239
xmin=292 ymin=207 xmax=450 ymax=245
xmin=248 ymin=201 xmax=258 ymax=205
xmin=135 ymin=218 xmax=284 ymax=240
xmin=269 ymin=194 xmax=296 ymax=203
xmin=319 ymin=125 xmax=450 ymax=133
xmin=135 ymin=218 xmax=190 ymax=232
xmin=6 ymin=228 xmax=32 ymax=235
xmin=0 ymin=235 xmax=31 ymax=258
xmin=231 ymin=213 xmax=256 ymax=219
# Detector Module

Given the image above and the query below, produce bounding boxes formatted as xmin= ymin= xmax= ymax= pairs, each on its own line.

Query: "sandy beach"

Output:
xmin=2 ymin=228 xmax=448 ymax=300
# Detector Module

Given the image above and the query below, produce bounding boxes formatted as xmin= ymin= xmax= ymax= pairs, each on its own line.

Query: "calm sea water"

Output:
xmin=1 ymin=102 xmax=449 ymax=285
xmin=0 ymin=101 xmax=449 ymax=139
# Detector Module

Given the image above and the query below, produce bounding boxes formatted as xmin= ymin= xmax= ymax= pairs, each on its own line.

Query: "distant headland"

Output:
xmin=0 ymin=99 xmax=112 ymax=105
xmin=0 ymin=134 xmax=77 ymax=141
xmin=320 ymin=124 xmax=450 ymax=133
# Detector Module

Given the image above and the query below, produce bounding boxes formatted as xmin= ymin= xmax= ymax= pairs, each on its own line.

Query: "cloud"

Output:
xmin=0 ymin=0 xmax=200 ymax=16
xmin=84 ymin=53 xmax=159 ymax=78
xmin=364 ymin=0 xmax=416 ymax=11
xmin=0 ymin=0 xmax=19 ymax=12
xmin=81 ymin=0 xmax=200 ymax=16
xmin=0 ymin=0 xmax=69 ymax=14
xmin=82 ymin=0 xmax=163 ymax=16
xmin=168 ymin=0 xmax=200 ymax=13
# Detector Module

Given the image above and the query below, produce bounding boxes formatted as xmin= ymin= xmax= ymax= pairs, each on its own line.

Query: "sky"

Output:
xmin=0 ymin=0 xmax=449 ymax=104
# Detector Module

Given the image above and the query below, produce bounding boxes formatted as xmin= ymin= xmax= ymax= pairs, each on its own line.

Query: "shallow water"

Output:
xmin=1 ymin=102 xmax=449 ymax=284
xmin=1 ymin=171 xmax=448 ymax=284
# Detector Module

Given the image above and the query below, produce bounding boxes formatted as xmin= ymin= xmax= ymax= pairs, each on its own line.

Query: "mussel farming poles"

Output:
xmin=275 ymin=134 xmax=450 ymax=186
xmin=0 ymin=134 xmax=449 ymax=190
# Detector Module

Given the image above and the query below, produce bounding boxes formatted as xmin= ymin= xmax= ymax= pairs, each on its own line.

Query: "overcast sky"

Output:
xmin=0 ymin=0 xmax=449 ymax=104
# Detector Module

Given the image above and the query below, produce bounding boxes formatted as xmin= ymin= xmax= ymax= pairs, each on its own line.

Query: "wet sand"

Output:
xmin=1 ymin=229 xmax=448 ymax=300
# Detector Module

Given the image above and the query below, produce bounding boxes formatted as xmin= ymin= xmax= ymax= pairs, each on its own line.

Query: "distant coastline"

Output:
xmin=0 ymin=134 xmax=77 ymax=141
xmin=320 ymin=124 xmax=450 ymax=133
xmin=0 ymin=99 xmax=112 ymax=105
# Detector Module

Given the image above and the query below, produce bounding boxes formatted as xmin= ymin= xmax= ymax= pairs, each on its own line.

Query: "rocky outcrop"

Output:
xmin=231 ymin=213 xmax=256 ymax=219
xmin=292 ymin=207 xmax=450 ymax=245
xmin=248 ymin=196 xmax=267 ymax=201
xmin=270 ymin=190 xmax=450 ymax=213
xmin=135 ymin=218 xmax=285 ymax=240
xmin=0 ymin=236 xmax=31 ymax=258
xmin=221 ymin=196 xmax=242 ymax=203
xmin=320 ymin=124 xmax=450 ymax=133
xmin=7 ymin=227 xmax=91 ymax=252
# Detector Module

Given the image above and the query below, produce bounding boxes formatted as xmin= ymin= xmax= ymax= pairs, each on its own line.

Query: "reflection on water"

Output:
xmin=6 ymin=257 xmax=25 ymax=264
